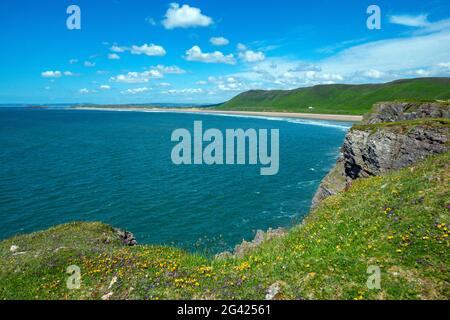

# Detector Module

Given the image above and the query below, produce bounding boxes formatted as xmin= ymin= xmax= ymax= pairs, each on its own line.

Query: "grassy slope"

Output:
xmin=218 ymin=78 xmax=450 ymax=115
xmin=1 ymin=151 xmax=449 ymax=300
xmin=352 ymin=118 xmax=450 ymax=133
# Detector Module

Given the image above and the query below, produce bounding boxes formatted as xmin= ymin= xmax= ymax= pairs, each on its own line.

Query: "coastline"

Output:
xmin=1 ymin=102 xmax=449 ymax=299
xmin=72 ymin=107 xmax=363 ymax=122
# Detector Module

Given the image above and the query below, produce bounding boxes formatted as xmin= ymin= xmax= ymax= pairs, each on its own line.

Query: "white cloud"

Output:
xmin=405 ymin=69 xmax=433 ymax=77
xmin=210 ymin=37 xmax=229 ymax=46
xmin=108 ymin=53 xmax=120 ymax=60
xmin=414 ymin=18 xmax=450 ymax=35
xmin=288 ymin=63 xmax=321 ymax=72
xmin=207 ymin=77 xmax=265 ymax=95
xmin=156 ymin=82 xmax=172 ymax=87
xmin=320 ymin=27 xmax=450 ymax=77
xmin=362 ymin=69 xmax=384 ymax=79
xmin=239 ymin=50 xmax=265 ymax=63
xmin=100 ymin=85 xmax=111 ymax=90
xmin=223 ymin=58 xmax=347 ymax=90
xmin=69 ymin=59 xmax=78 ymax=64
xmin=305 ymin=71 xmax=343 ymax=81
xmin=438 ymin=62 xmax=450 ymax=70
xmin=84 ymin=61 xmax=96 ymax=67
xmin=317 ymin=38 xmax=368 ymax=54
xmin=217 ymin=82 xmax=245 ymax=91
xmin=130 ymin=44 xmax=166 ymax=56
xmin=122 ymin=87 xmax=150 ymax=94
xmin=110 ymin=44 xmax=166 ymax=57
xmin=42 ymin=70 xmax=76 ymax=78
xmin=196 ymin=80 xmax=207 ymax=85
xmin=237 ymin=43 xmax=247 ymax=51
xmin=163 ymin=88 xmax=203 ymax=94
xmin=389 ymin=14 xmax=430 ymax=27
xmin=79 ymin=88 xmax=89 ymax=94
xmin=185 ymin=46 xmax=236 ymax=64
xmin=111 ymin=69 xmax=163 ymax=83
xmin=41 ymin=71 xmax=62 ymax=78
xmin=153 ymin=64 xmax=186 ymax=74
xmin=162 ymin=3 xmax=213 ymax=29
xmin=231 ymin=20 xmax=450 ymax=90
xmin=110 ymin=64 xmax=185 ymax=84
xmin=146 ymin=17 xmax=157 ymax=26
xmin=111 ymin=45 xmax=125 ymax=53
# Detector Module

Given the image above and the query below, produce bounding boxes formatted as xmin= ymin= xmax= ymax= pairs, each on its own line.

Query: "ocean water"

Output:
xmin=0 ymin=107 xmax=351 ymax=254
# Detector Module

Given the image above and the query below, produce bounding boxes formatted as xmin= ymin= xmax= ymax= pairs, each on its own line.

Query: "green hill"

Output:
xmin=218 ymin=77 xmax=450 ymax=115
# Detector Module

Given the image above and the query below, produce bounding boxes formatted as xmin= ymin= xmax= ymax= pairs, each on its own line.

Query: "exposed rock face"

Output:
xmin=312 ymin=102 xmax=450 ymax=208
xmin=342 ymin=124 xmax=449 ymax=180
xmin=115 ymin=229 xmax=137 ymax=246
xmin=215 ymin=228 xmax=287 ymax=259
xmin=311 ymin=160 xmax=347 ymax=208
xmin=363 ymin=101 xmax=450 ymax=124
xmin=233 ymin=228 xmax=287 ymax=258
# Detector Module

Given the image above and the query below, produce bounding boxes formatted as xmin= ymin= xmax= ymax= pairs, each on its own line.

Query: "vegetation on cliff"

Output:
xmin=1 ymin=151 xmax=449 ymax=300
xmin=351 ymin=118 xmax=450 ymax=133
xmin=217 ymin=78 xmax=450 ymax=115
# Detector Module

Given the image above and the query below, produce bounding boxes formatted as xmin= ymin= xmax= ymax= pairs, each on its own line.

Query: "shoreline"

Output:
xmin=72 ymin=107 xmax=363 ymax=122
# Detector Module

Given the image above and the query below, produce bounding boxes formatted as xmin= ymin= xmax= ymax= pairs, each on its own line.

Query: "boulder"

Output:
xmin=115 ymin=229 xmax=137 ymax=246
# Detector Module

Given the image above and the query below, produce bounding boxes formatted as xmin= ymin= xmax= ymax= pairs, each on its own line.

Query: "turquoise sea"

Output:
xmin=0 ymin=107 xmax=352 ymax=253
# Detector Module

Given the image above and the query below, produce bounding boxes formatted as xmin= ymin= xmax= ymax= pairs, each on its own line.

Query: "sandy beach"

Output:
xmin=73 ymin=107 xmax=363 ymax=122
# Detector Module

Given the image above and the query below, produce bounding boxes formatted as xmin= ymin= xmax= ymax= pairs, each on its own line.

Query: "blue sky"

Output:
xmin=0 ymin=0 xmax=449 ymax=104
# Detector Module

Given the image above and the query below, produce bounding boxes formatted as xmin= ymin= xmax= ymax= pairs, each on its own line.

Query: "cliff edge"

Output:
xmin=312 ymin=101 xmax=450 ymax=207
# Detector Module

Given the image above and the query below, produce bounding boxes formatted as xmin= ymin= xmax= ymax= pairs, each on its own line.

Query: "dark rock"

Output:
xmin=342 ymin=124 xmax=449 ymax=180
xmin=115 ymin=229 xmax=137 ymax=246
xmin=311 ymin=159 xmax=347 ymax=207
xmin=411 ymin=196 xmax=425 ymax=205
xmin=364 ymin=101 xmax=450 ymax=124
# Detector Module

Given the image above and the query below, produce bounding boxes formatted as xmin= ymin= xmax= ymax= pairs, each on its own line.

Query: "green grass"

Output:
xmin=351 ymin=118 xmax=450 ymax=134
xmin=217 ymin=77 xmax=450 ymax=115
xmin=1 ymin=151 xmax=449 ymax=300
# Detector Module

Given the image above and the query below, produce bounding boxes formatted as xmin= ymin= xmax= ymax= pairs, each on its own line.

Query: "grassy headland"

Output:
xmin=1 ymin=150 xmax=448 ymax=300
xmin=217 ymin=77 xmax=450 ymax=115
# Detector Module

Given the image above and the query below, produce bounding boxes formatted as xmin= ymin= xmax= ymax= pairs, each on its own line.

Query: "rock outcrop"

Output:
xmin=312 ymin=102 xmax=450 ymax=208
xmin=216 ymin=228 xmax=287 ymax=259
xmin=363 ymin=101 xmax=450 ymax=124
xmin=115 ymin=229 xmax=137 ymax=246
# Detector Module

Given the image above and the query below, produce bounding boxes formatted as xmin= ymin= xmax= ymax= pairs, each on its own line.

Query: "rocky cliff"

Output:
xmin=312 ymin=101 xmax=450 ymax=207
xmin=363 ymin=101 xmax=450 ymax=124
